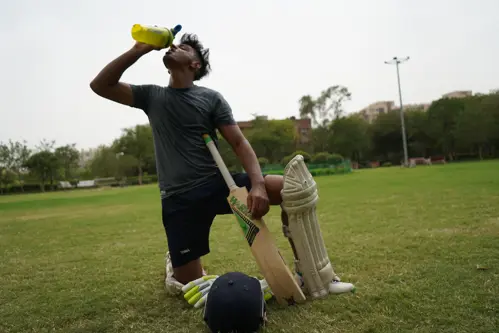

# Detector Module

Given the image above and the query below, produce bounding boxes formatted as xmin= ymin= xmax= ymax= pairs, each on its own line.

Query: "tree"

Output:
xmin=0 ymin=143 xmax=8 ymax=168
xmin=454 ymin=96 xmax=492 ymax=159
xmin=370 ymin=110 xmax=404 ymax=163
xmin=245 ymin=117 xmax=296 ymax=163
xmin=479 ymin=93 xmax=499 ymax=157
xmin=298 ymin=85 xmax=352 ymax=126
xmin=24 ymin=151 xmax=59 ymax=192
xmin=299 ymin=95 xmax=317 ymax=124
xmin=426 ymin=97 xmax=466 ymax=160
xmin=90 ymin=145 xmax=119 ymax=178
xmin=329 ymin=114 xmax=371 ymax=161
xmin=405 ymin=109 xmax=432 ymax=157
xmin=0 ymin=167 xmax=16 ymax=194
xmin=113 ymin=124 xmax=155 ymax=185
xmin=315 ymin=85 xmax=352 ymax=124
xmin=310 ymin=125 xmax=331 ymax=153
xmin=0 ymin=140 xmax=31 ymax=192
xmin=89 ymin=145 xmax=138 ymax=180
xmin=36 ymin=139 xmax=56 ymax=152
xmin=54 ymin=144 xmax=80 ymax=180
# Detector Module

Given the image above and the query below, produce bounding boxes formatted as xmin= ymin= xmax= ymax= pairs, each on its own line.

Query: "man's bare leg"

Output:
xmin=174 ymin=258 xmax=204 ymax=284
xmin=262 ymin=175 xmax=301 ymax=258
xmin=165 ymin=254 xmax=207 ymax=295
xmin=263 ymin=175 xmax=284 ymax=205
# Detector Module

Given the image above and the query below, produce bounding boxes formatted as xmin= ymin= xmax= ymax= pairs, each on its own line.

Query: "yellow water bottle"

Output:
xmin=131 ymin=24 xmax=182 ymax=48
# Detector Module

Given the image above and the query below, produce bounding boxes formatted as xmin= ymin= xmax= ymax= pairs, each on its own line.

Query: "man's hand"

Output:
xmin=247 ymin=182 xmax=270 ymax=220
xmin=132 ymin=41 xmax=164 ymax=54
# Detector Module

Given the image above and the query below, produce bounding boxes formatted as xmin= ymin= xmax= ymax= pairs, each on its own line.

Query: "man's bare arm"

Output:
xmin=89 ymin=43 xmax=156 ymax=106
xmin=218 ymin=124 xmax=265 ymax=187
xmin=218 ymin=124 xmax=270 ymax=218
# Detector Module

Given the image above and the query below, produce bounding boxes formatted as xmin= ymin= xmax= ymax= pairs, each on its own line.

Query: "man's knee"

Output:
xmin=264 ymin=174 xmax=284 ymax=205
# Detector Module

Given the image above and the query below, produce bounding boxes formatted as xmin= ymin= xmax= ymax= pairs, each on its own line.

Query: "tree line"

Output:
xmin=297 ymin=86 xmax=499 ymax=164
xmin=1 ymin=86 xmax=498 ymax=194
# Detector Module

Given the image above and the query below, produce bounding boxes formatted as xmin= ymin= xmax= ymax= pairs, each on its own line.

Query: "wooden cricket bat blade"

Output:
xmin=227 ymin=186 xmax=306 ymax=305
xmin=202 ymin=134 xmax=305 ymax=305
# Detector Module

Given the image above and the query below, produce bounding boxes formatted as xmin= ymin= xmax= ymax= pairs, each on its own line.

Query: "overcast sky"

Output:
xmin=1 ymin=0 xmax=498 ymax=150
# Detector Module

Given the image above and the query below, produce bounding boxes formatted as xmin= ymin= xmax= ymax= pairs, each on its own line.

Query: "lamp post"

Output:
xmin=385 ymin=56 xmax=410 ymax=167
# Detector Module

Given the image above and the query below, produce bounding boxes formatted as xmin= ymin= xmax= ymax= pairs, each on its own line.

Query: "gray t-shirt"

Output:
xmin=129 ymin=84 xmax=236 ymax=199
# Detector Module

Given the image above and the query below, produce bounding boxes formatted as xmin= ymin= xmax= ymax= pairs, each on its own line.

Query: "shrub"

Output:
xmin=258 ymin=157 xmax=269 ymax=168
xmin=382 ymin=162 xmax=392 ymax=167
xmin=312 ymin=152 xmax=333 ymax=164
xmin=126 ymin=175 xmax=154 ymax=185
xmin=266 ymin=166 xmax=351 ymax=177
xmin=266 ymin=169 xmax=284 ymax=175
xmin=329 ymin=153 xmax=344 ymax=165
xmin=281 ymin=150 xmax=312 ymax=166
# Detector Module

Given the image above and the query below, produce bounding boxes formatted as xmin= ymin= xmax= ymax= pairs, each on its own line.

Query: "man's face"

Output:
xmin=163 ymin=43 xmax=199 ymax=72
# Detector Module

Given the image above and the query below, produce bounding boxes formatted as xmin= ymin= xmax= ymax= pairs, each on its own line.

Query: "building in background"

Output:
xmin=290 ymin=117 xmax=312 ymax=145
xmin=355 ymin=89 xmax=472 ymax=123
xmin=393 ymin=103 xmax=431 ymax=112
xmin=441 ymin=90 xmax=472 ymax=99
xmin=357 ymin=101 xmax=395 ymax=123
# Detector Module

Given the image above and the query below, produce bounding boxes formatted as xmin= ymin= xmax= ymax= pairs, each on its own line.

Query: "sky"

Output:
xmin=1 ymin=0 xmax=498 ymax=150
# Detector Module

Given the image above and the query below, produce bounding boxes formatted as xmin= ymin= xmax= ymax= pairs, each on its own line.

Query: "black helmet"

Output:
xmin=203 ymin=272 xmax=266 ymax=333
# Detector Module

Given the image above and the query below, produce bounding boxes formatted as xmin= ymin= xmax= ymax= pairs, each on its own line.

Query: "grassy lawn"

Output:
xmin=1 ymin=161 xmax=498 ymax=333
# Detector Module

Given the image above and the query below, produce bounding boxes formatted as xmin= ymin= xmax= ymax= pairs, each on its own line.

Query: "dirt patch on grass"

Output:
xmin=430 ymin=219 xmax=499 ymax=236
xmin=3 ymin=204 xmax=134 ymax=223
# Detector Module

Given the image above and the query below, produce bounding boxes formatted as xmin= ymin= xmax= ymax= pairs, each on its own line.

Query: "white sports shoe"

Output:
xmin=294 ymin=271 xmax=356 ymax=295
xmin=164 ymin=251 xmax=184 ymax=296
xmin=164 ymin=251 xmax=210 ymax=296
xmin=329 ymin=280 xmax=356 ymax=294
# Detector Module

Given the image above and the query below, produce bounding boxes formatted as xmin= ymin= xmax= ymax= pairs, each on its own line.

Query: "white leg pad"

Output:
xmin=281 ymin=155 xmax=341 ymax=299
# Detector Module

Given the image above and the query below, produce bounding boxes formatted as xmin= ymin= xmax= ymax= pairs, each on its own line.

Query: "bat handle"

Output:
xmin=203 ymin=134 xmax=238 ymax=191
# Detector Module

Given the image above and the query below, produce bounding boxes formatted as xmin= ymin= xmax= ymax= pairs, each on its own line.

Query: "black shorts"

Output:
xmin=161 ymin=173 xmax=264 ymax=268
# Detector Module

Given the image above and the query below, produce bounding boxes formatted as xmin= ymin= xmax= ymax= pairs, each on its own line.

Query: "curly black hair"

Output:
xmin=180 ymin=33 xmax=211 ymax=81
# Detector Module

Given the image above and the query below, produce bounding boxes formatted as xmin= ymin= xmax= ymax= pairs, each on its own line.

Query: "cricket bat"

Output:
xmin=202 ymin=134 xmax=306 ymax=306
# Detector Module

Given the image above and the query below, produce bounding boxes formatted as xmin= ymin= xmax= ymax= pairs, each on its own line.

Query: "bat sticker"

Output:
xmin=229 ymin=196 xmax=260 ymax=246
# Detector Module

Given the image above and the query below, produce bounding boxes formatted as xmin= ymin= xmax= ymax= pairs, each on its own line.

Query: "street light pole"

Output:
xmin=385 ymin=56 xmax=410 ymax=167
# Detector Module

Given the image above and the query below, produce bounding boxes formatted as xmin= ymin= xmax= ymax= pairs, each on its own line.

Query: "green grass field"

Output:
xmin=1 ymin=161 xmax=498 ymax=333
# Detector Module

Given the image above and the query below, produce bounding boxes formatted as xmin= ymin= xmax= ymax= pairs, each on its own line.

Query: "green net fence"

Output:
xmin=261 ymin=160 xmax=353 ymax=176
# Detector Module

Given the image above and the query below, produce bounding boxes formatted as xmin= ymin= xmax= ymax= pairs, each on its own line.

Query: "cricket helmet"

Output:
xmin=203 ymin=271 xmax=266 ymax=333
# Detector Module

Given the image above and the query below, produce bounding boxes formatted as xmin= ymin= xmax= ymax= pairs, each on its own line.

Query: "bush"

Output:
xmin=258 ymin=157 xmax=269 ymax=168
xmin=266 ymin=166 xmax=352 ymax=177
xmin=5 ymin=183 xmax=45 ymax=194
xmin=329 ymin=153 xmax=344 ymax=165
xmin=281 ymin=150 xmax=312 ymax=166
xmin=382 ymin=162 xmax=392 ymax=167
xmin=311 ymin=152 xmax=333 ymax=164
xmin=126 ymin=175 xmax=153 ymax=185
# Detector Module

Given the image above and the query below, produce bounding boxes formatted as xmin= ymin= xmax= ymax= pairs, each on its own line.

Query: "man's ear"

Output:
xmin=190 ymin=60 xmax=201 ymax=71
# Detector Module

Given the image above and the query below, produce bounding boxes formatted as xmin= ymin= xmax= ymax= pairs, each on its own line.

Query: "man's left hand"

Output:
xmin=247 ymin=183 xmax=270 ymax=220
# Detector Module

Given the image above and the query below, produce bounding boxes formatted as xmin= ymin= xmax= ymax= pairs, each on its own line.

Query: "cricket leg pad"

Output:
xmin=281 ymin=155 xmax=348 ymax=299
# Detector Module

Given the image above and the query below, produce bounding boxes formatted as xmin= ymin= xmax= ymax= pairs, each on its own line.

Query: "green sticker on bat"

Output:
xmin=229 ymin=196 xmax=259 ymax=246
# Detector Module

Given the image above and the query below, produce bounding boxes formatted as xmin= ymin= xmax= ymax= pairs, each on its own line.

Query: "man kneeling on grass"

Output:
xmin=90 ymin=33 xmax=283 ymax=290
xmin=90 ymin=31 xmax=354 ymax=305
